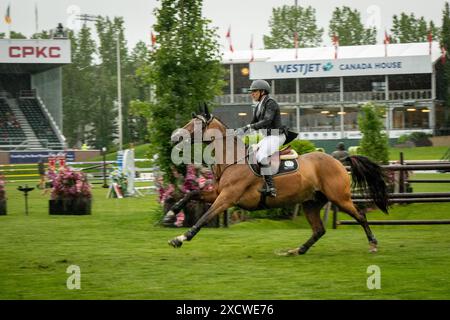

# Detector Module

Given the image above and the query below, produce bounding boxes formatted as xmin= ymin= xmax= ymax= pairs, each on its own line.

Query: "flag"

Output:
xmin=226 ymin=26 xmax=234 ymax=53
xmin=151 ymin=31 xmax=157 ymax=47
xmin=249 ymin=34 xmax=254 ymax=62
xmin=428 ymin=30 xmax=433 ymax=55
xmin=332 ymin=34 xmax=339 ymax=59
xmin=294 ymin=32 xmax=299 ymax=59
xmin=441 ymin=46 xmax=447 ymax=64
xmin=384 ymin=30 xmax=390 ymax=57
xmin=4 ymin=4 xmax=11 ymax=24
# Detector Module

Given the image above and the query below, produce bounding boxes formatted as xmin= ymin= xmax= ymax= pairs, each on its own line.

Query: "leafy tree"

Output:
xmin=358 ymin=102 xmax=389 ymax=164
xmin=263 ymin=5 xmax=323 ymax=49
xmin=391 ymin=13 xmax=440 ymax=43
xmin=137 ymin=0 xmax=224 ymax=181
xmin=440 ymin=2 xmax=450 ymax=130
xmin=62 ymin=26 xmax=97 ymax=148
xmin=85 ymin=16 xmax=131 ymax=149
xmin=0 ymin=31 xmax=27 ymax=39
xmin=30 ymin=30 xmax=51 ymax=39
xmin=328 ymin=6 xmax=377 ymax=45
xmin=127 ymin=41 xmax=152 ymax=144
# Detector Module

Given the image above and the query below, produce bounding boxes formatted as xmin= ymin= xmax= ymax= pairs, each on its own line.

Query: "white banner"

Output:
xmin=0 ymin=39 xmax=71 ymax=64
xmin=250 ymin=55 xmax=432 ymax=79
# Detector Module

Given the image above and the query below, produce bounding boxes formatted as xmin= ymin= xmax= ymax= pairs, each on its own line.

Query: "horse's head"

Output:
xmin=171 ymin=103 xmax=227 ymax=144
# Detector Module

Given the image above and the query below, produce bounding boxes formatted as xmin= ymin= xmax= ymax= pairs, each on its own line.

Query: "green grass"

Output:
xmin=1 ymin=177 xmax=450 ymax=300
xmin=389 ymin=146 xmax=449 ymax=161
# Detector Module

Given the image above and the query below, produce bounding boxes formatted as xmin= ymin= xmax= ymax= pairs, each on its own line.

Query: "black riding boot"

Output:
xmin=261 ymin=174 xmax=277 ymax=197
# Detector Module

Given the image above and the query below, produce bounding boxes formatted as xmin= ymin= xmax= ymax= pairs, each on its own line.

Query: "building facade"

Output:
xmin=213 ymin=42 xmax=447 ymax=151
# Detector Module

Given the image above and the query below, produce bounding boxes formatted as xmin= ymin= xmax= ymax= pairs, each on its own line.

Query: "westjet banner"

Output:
xmin=250 ymin=55 xmax=432 ymax=79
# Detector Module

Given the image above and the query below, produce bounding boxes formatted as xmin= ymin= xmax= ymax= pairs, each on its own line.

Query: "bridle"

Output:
xmin=191 ymin=114 xmax=249 ymax=181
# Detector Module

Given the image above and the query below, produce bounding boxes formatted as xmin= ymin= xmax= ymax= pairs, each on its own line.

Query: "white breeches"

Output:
xmin=255 ymin=134 xmax=286 ymax=164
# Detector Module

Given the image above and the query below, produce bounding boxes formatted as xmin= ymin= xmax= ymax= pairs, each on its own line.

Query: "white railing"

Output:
xmin=35 ymin=96 xmax=67 ymax=148
xmin=216 ymin=89 xmax=432 ymax=105
xmin=343 ymin=91 xmax=385 ymax=102
xmin=298 ymin=92 xmax=340 ymax=103
xmin=388 ymin=90 xmax=432 ymax=100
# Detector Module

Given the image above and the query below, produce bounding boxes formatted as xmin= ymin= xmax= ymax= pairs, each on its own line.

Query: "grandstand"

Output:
xmin=216 ymin=42 xmax=449 ymax=151
xmin=0 ymin=38 xmax=70 ymax=151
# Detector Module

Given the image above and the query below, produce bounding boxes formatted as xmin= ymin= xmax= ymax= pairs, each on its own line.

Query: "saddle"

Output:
xmin=248 ymin=145 xmax=299 ymax=176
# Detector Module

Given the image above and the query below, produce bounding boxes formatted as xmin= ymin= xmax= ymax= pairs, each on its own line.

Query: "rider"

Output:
xmin=235 ymin=79 xmax=286 ymax=197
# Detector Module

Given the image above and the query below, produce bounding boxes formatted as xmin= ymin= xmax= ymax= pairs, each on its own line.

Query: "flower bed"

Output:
xmin=0 ymin=174 xmax=6 ymax=215
xmin=49 ymin=167 xmax=92 ymax=215
xmin=157 ymin=165 xmax=216 ymax=227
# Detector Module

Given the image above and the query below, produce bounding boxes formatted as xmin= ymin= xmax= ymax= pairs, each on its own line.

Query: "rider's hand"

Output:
xmin=235 ymin=124 xmax=251 ymax=136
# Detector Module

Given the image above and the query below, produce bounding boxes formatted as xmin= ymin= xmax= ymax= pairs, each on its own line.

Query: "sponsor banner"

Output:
xmin=250 ymin=55 xmax=432 ymax=79
xmin=9 ymin=151 xmax=75 ymax=164
xmin=0 ymin=39 xmax=71 ymax=64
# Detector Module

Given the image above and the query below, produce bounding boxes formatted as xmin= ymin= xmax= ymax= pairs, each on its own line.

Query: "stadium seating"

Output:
xmin=18 ymin=98 xmax=61 ymax=147
xmin=0 ymin=98 xmax=27 ymax=145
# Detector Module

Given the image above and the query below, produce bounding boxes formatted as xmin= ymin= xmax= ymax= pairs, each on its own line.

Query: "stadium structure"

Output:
xmin=0 ymin=37 xmax=69 ymax=150
xmin=0 ymin=33 xmax=89 ymax=164
xmin=214 ymin=42 xmax=448 ymax=151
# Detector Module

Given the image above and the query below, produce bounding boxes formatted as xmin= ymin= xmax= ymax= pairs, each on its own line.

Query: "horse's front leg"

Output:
xmin=163 ymin=188 xmax=218 ymax=226
xmin=168 ymin=192 xmax=231 ymax=248
xmin=163 ymin=190 xmax=200 ymax=226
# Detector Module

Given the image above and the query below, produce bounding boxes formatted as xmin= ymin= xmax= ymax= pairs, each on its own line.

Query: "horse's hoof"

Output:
xmin=163 ymin=212 xmax=177 ymax=226
xmin=369 ymin=244 xmax=378 ymax=253
xmin=298 ymin=246 xmax=308 ymax=255
xmin=168 ymin=238 xmax=183 ymax=248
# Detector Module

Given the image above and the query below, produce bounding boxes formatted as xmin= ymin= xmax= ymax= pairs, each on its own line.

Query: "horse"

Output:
xmin=167 ymin=106 xmax=389 ymax=255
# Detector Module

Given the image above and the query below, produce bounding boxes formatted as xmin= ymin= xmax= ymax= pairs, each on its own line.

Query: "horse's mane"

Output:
xmin=211 ymin=114 xmax=229 ymax=129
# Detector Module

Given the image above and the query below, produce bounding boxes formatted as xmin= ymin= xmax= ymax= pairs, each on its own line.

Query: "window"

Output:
xmin=300 ymin=77 xmax=339 ymax=93
xmin=274 ymin=79 xmax=296 ymax=94
xmin=344 ymin=76 xmax=385 ymax=92
xmin=389 ymin=74 xmax=431 ymax=91
xmin=232 ymin=63 xmax=252 ymax=94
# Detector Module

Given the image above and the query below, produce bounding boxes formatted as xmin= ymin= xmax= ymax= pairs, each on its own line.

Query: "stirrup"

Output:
xmin=262 ymin=187 xmax=277 ymax=197
xmin=260 ymin=180 xmax=277 ymax=197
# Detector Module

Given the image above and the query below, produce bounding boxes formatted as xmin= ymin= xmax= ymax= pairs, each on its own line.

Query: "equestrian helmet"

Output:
xmin=248 ymin=79 xmax=271 ymax=93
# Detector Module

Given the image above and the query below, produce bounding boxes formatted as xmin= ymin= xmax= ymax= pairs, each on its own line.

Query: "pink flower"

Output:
xmin=50 ymin=167 xmax=92 ymax=200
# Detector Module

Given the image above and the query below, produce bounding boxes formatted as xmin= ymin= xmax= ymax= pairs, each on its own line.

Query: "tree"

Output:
xmin=440 ymin=2 xmax=450 ymax=131
xmin=391 ymin=13 xmax=440 ymax=43
xmin=0 ymin=31 xmax=27 ymax=39
xmin=137 ymin=0 xmax=224 ymax=181
xmin=85 ymin=16 xmax=131 ymax=149
xmin=328 ymin=7 xmax=377 ymax=45
xmin=358 ymin=102 xmax=389 ymax=164
xmin=62 ymin=26 xmax=97 ymax=148
xmin=263 ymin=5 xmax=323 ymax=49
xmin=31 ymin=30 xmax=51 ymax=39
xmin=127 ymin=41 xmax=152 ymax=144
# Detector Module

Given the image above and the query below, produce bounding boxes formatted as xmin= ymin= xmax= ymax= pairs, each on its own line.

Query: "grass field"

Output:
xmin=1 ymin=173 xmax=450 ymax=300
xmin=389 ymin=146 xmax=449 ymax=161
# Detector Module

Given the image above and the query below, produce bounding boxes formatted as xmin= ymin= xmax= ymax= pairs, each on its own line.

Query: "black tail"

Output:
xmin=346 ymin=155 xmax=389 ymax=214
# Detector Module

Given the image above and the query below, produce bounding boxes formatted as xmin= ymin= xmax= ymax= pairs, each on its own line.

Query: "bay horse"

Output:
xmin=168 ymin=107 xmax=389 ymax=255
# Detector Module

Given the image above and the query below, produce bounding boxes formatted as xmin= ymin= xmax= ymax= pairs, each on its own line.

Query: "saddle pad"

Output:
xmin=249 ymin=158 xmax=299 ymax=177
xmin=247 ymin=145 xmax=299 ymax=177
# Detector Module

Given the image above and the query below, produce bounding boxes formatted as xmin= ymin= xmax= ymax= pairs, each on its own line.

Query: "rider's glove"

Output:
xmin=235 ymin=124 xmax=251 ymax=136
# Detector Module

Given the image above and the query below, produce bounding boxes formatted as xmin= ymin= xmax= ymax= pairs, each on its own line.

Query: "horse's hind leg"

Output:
xmin=337 ymin=200 xmax=378 ymax=253
xmin=295 ymin=197 xmax=328 ymax=255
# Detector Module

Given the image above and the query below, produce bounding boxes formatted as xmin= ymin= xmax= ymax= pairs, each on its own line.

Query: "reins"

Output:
xmin=193 ymin=114 xmax=250 ymax=181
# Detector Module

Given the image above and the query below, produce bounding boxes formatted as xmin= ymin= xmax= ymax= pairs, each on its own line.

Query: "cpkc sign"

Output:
xmin=0 ymin=39 xmax=71 ymax=64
